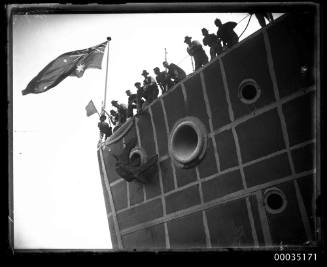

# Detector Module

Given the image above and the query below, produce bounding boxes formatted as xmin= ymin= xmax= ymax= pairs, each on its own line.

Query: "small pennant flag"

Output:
xmin=85 ymin=100 xmax=98 ymax=117
xmin=22 ymin=41 xmax=107 ymax=96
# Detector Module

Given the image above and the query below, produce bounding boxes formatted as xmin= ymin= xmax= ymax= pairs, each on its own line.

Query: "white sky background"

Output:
xmin=12 ymin=11 xmax=282 ymax=249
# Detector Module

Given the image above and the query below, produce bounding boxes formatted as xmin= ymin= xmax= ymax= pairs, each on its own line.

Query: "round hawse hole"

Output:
xmin=130 ymin=152 xmax=142 ymax=166
xmin=129 ymin=147 xmax=147 ymax=167
xmin=172 ymin=124 xmax=199 ymax=163
xmin=169 ymin=117 xmax=207 ymax=168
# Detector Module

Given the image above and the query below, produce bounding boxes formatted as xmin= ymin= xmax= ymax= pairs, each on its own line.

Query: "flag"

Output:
xmin=22 ymin=41 xmax=107 ymax=95
xmin=85 ymin=100 xmax=98 ymax=117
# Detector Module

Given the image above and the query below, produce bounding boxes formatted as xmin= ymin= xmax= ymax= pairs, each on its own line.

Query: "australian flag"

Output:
xmin=22 ymin=41 xmax=107 ymax=95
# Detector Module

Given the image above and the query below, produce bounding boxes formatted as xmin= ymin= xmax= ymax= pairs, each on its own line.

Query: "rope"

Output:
xmin=238 ymin=14 xmax=252 ymax=39
xmin=236 ymin=13 xmax=251 ymax=25
xmin=176 ymin=54 xmax=190 ymax=66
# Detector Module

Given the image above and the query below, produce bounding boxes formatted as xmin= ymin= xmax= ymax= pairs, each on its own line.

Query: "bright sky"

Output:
xmin=12 ymin=11 xmax=282 ymax=249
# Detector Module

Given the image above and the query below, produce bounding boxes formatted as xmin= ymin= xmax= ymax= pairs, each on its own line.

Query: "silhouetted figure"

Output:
xmin=111 ymin=100 xmax=127 ymax=126
xmin=184 ymin=36 xmax=209 ymax=70
xmin=153 ymin=67 xmax=174 ymax=94
xmin=202 ymin=28 xmax=223 ymax=60
xmin=98 ymin=114 xmax=112 ymax=141
xmin=214 ymin=18 xmax=239 ymax=49
xmin=134 ymin=82 xmax=146 ymax=111
xmin=109 ymin=110 xmax=119 ymax=126
xmin=251 ymin=13 xmax=274 ymax=28
xmin=141 ymin=70 xmax=159 ymax=105
xmin=126 ymin=89 xmax=143 ymax=117
xmin=163 ymin=61 xmax=186 ymax=84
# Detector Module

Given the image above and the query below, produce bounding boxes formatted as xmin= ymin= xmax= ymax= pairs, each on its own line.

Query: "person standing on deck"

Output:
xmin=184 ymin=36 xmax=209 ymax=71
xmin=111 ymin=100 xmax=127 ymax=126
xmin=98 ymin=114 xmax=112 ymax=141
xmin=141 ymin=70 xmax=159 ymax=105
xmin=214 ymin=18 xmax=239 ymax=49
xmin=163 ymin=61 xmax=186 ymax=85
xmin=201 ymin=27 xmax=223 ymax=60
xmin=153 ymin=67 xmax=174 ymax=94
xmin=126 ymin=89 xmax=143 ymax=117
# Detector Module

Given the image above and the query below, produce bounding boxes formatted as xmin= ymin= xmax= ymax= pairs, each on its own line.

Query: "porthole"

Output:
xmin=169 ymin=116 xmax=207 ymax=168
xmin=129 ymin=147 xmax=147 ymax=167
xmin=238 ymin=79 xmax=261 ymax=104
xmin=264 ymin=187 xmax=287 ymax=214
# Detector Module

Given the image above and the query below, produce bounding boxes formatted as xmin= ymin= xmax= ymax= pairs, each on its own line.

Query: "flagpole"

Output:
xmin=103 ymin=37 xmax=111 ymax=111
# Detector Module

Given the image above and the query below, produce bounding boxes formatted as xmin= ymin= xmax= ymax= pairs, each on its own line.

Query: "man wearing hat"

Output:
xmin=98 ymin=114 xmax=112 ymax=141
xmin=163 ymin=61 xmax=186 ymax=84
xmin=141 ymin=70 xmax=159 ymax=104
xmin=214 ymin=18 xmax=239 ymax=49
xmin=184 ymin=35 xmax=209 ymax=70
xmin=153 ymin=67 xmax=174 ymax=94
xmin=134 ymin=82 xmax=143 ymax=93
xmin=111 ymin=100 xmax=127 ymax=126
xmin=202 ymin=28 xmax=223 ymax=61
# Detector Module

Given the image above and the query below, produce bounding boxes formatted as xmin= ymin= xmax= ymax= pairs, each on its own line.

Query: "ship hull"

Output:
xmin=97 ymin=12 xmax=318 ymax=249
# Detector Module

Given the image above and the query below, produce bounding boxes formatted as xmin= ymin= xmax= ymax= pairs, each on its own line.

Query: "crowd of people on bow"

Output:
xmin=98 ymin=59 xmax=188 ymax=138
xmin=98 ymin=13 xmax=274 ymax=141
